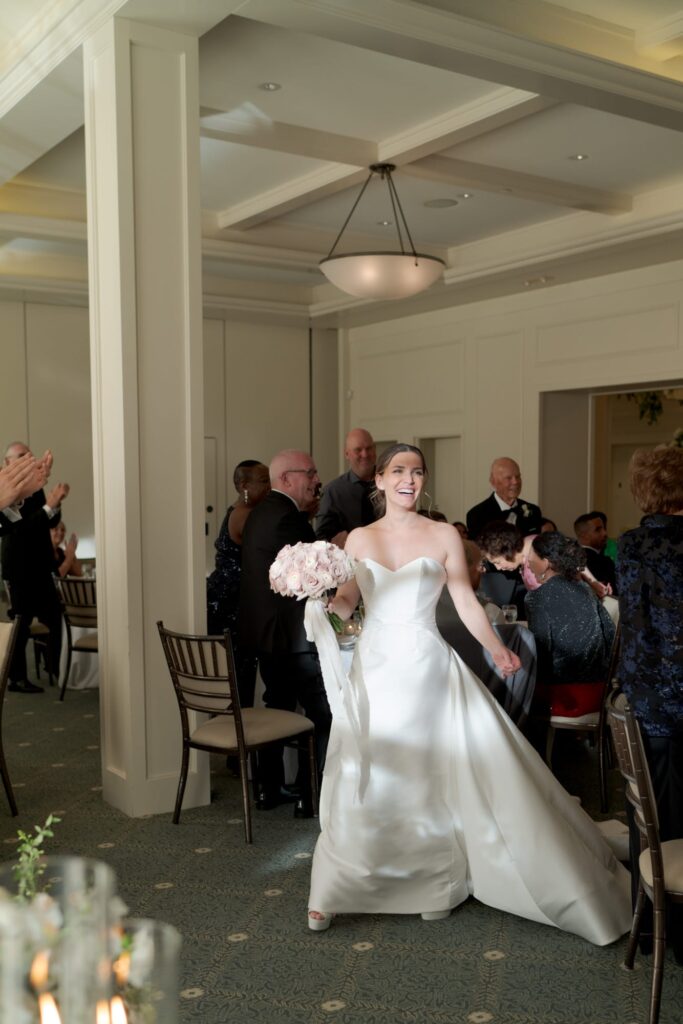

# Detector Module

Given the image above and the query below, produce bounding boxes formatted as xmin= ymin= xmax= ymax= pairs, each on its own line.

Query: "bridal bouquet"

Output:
xmin=269 ymin=540 xmax=355 ymax=632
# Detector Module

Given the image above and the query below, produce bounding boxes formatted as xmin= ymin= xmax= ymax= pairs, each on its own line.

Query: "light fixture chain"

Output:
xmin=387 ymin=172 xmax=418 ymax=259
xmin=386 ymin=172 xmax=406 ymax=255
xmin=326 ymin=169 xmax=375 ymax=259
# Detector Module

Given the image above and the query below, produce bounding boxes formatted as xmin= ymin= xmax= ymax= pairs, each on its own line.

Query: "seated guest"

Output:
xmin=480 ymin=522 xmax=612 ymax=601
xmin=616 ymin=445 xmax=683 ymax=961
xmin=573 ymin=511 xmax=617 ymax=594
xmin=51 ymin=521 xmax=83 ymax=577
xmin=525 ymin=532 xmax=615 ymax=687
xmin=478 ymin=522 xmax=540 ymax=594
xmin=315 ymin=428 xmax=376 ymax=546
xmin=206 ymin=459 xmax=270 ymax=708
xmin=453 ymin=520 xmax=469 ymax=539
xmin=540 ymin=517 xmax=557 ymax=533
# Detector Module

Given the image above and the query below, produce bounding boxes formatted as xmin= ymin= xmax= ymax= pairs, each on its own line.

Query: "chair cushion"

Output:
xmin=639 ymin=839 xmax=683 ymax=893
xmin=73 ymin=632 xmax=98 ymax=651
xmin=190 ymin=707 xmax=314 ymax=751
xmin=536 ymin=681 xmax=604 ymax=719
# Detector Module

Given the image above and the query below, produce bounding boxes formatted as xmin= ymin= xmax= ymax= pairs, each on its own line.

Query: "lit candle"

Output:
xmin=96 ymin=1000 xmax=111 ymax=1024
xmin=112 ymin=951 xmax=130 ymax=987
xmin=29 ymin=950 xmax=50 ymax=992
xmin=110 ymin=996 xmax=128 ymax=1024
xmin=38 ymin=993 xmax=61 ymax=1024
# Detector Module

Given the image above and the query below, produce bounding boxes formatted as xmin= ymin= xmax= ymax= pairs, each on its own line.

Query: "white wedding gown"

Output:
xmin=308 ymin=557 xmax=632 ymax=946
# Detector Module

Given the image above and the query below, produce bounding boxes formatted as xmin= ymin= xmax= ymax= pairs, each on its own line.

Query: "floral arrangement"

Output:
xmin=269 ymin=541 xmax=356 ymax=633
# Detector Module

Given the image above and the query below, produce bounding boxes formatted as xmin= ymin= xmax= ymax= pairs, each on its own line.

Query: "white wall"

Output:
xmin=1 ymin=306 xmax=339 ymax=566
xmin=0 ymin=301 xmax=94 ymax=552
xmin=342 ymin=258 xmax=683 ymax=523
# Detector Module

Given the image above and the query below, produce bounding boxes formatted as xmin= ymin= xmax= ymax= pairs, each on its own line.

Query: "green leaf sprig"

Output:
xmin=12 ymin=813 xmax=61 ymax=902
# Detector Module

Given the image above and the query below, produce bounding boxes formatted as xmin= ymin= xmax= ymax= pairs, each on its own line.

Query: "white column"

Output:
xmin=83 ymin=18 xmax=208 ymax=816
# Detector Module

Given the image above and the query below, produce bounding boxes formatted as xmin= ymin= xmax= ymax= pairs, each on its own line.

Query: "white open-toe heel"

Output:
xmin=308 ymin=911 xmax=333 ymax=932
xmin=421 ymin=910 xmax=451 ymax=921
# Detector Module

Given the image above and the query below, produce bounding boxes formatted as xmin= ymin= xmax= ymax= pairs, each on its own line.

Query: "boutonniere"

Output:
xmin=521 ymin=503 xmax=531 ymax=518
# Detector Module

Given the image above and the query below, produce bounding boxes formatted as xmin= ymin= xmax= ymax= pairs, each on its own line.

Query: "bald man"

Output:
xmin=239 ymin=449 xmax=331 ymax=816
xmin=315 ymin=428 xmax=377 ymax=546
xmin=466 ymin=457 xmax=542 ymax=541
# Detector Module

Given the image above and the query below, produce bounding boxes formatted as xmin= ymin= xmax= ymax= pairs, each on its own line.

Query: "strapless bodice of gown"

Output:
xmin=355 ymin=555 xmax=446 ymax=626
xmin=308 ymin=557 xmax=632 ymax=946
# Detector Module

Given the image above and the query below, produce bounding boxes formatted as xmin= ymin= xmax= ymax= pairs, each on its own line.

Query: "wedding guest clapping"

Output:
xmin=1 ymin=442 xmax=68 ymax=694
xmin=51 ymin=521 xmax=83 ymax=577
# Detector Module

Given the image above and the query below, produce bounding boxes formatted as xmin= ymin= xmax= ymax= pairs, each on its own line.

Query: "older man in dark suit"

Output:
xmin=239 ymin=448 xmax=331 ymax=816
xmin=467 ymin=457 xmax=542 ymax=540
xmin=467 ymin=457 xmax=542 ymax=616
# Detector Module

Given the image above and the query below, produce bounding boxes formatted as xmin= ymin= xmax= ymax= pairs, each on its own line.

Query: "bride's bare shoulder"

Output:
xmin=346 ymin=523 xmax=383 ymax=557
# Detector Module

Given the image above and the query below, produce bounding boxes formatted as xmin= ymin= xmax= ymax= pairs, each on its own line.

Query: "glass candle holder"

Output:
xmin=111 ymin=919 xmax=181 ymax=1024
xmin=0 ymin=856 xmax=118 ymax=1024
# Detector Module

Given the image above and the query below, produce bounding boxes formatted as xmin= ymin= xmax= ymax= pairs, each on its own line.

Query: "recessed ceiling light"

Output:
xmin=377 ymin=219 xmax=393 ymax=226
xmin=524 ymin=274 xmax=554 ymax=287
xmin=423 ymin=198 xmax=458 ymax=209
xmin=569 ymin=153 xmax=589 ymax=160
xmin=458 ymin=193 xmax=473 ymax=199
xmin=258 ymin=81 xmax=281 ymax=92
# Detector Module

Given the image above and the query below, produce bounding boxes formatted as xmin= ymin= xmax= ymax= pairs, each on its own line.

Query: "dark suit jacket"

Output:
xmin=466 ymin=493 xmax=542 ymax=540
xmin=583 ymin=547 xmax=617 ymax=593
xmin=1 ymin=489 xmax=60 ymax=589
xmin=239 ymin=490 xmax=316 ymax=655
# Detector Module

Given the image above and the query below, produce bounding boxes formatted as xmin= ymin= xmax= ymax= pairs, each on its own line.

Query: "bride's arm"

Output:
xmin=442 ymin=527 xmax=520 ymax=676
xmin=327 ymin=530 xmax=362 ymax=620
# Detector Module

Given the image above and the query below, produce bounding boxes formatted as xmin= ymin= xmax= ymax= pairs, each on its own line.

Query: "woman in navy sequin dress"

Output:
xmin=207 ymin=460 xmax=270 ymax=707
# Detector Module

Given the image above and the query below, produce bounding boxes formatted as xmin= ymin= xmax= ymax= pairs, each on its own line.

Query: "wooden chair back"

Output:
xmin=157 ymin=622 xmax=245 ymax=749
xmin=0 ymin=617 xmax=21 ymax=815
xmin=56 ymin=577 xmax=98 ymax=629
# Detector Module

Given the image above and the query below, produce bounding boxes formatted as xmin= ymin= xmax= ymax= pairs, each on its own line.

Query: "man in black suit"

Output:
xmin=574 ymin=511 xmax=617 ymax=594
xmin=239 ymin=448 xmax=331 ymax=815
xmin=315 ymin=427 xmax=376 ymax=546
xmin=466 ymin=458 xmax=542 ymax=616
xmin=1 ymin=442 xmax=69 ymax=693
xmin=466 ymin=457 xmax=542 ymax=540
xmin=0 ymin=450 xmax=49 ymax=535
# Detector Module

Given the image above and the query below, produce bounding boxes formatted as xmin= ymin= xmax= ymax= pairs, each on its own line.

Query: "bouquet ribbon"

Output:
xmin=304 ymin=599 xmax=368 ymax=795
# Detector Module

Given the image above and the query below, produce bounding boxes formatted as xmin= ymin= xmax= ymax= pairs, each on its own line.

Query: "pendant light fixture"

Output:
xmin=319 ymin=163 xmax=445 ymax=300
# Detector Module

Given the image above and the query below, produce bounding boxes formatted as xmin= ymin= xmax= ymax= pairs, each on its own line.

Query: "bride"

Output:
xmin=307 ymin=443 xmax=631 ymax=945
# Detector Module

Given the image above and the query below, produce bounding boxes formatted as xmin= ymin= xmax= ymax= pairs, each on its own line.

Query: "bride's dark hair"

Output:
xmin=371 ymin=443 xmax=429 ymax=516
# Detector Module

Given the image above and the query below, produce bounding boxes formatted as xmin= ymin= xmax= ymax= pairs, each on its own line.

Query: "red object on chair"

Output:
xmin=535 ymin=681 xmax=605 ymax=718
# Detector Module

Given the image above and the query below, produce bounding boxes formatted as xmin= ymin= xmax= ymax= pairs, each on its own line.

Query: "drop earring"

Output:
xmin=243 ymin=489 xmax=249 ymax=505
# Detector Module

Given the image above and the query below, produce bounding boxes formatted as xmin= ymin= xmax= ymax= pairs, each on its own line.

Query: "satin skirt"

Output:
xmin=309 ymin=615 xmax=632 ymax=946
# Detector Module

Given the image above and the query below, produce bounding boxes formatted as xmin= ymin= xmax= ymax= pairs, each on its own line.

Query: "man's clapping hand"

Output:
xmin=46 ymin=482 xmax=70 ymax=510
xmin=0 ymin=453 xmax=42 ymax=508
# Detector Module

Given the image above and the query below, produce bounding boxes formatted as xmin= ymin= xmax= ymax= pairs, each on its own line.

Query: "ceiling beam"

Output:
xmin=215 ymin=87 xmax=553 ymax=229
xmin=404 ymin=154 xmax=632 ymax=214
xmin=243 ymin=0 xmax=683 ymax=131
xmin=200 ymin=109 xmax=377 ymax=165
xmin=216 ymin=165 xmax=368 ymax=230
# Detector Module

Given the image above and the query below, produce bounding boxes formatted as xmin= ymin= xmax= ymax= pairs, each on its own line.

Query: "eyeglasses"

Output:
xmin=284 ymin=468 xmax=318 ymax=479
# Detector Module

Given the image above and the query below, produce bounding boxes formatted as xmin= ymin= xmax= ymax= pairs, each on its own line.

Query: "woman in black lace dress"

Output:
xmin=207 ymin=459 xmax=270 ymax=706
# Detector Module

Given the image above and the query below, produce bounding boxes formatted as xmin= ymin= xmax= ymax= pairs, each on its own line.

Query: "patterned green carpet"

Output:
xmin=1 ymin=683 xmax=682 ymax=1024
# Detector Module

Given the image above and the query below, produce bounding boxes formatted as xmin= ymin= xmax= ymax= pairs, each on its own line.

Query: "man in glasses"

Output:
xmin=239 ymin=449 xmax=330 ymax=817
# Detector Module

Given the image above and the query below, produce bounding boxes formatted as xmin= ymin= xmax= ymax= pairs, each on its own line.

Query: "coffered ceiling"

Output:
xmin=2 ymin=0 xmax=683 ymax=324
